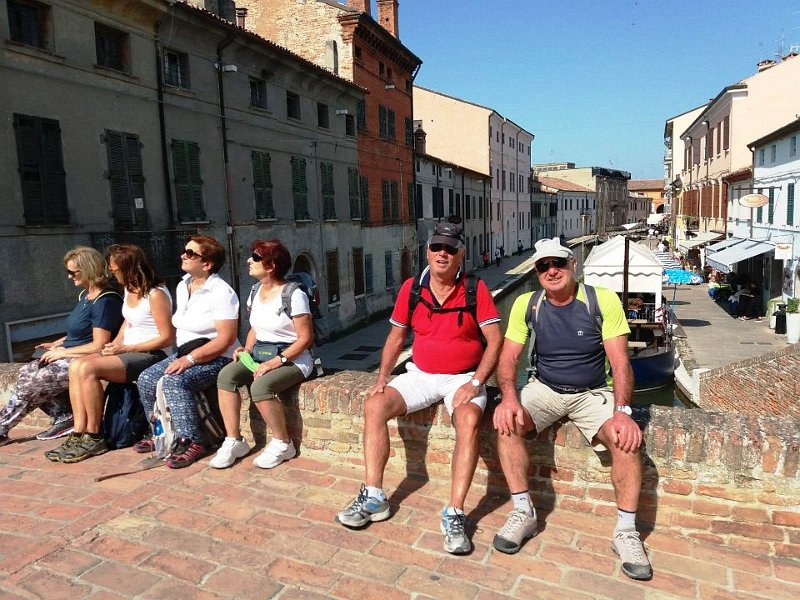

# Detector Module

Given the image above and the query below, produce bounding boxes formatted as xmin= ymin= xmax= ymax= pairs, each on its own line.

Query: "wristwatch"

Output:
xmin=278 ymin=353 xmax=288 ymax=365
xmin=470 ymin=377 xmax=481 ymax=388
xmin=615 ymin=405 xmax=632 ymax=416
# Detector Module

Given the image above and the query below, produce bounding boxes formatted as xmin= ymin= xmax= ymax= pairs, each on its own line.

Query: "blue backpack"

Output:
xmin=102 ymin=383 xmax=149 ymax=450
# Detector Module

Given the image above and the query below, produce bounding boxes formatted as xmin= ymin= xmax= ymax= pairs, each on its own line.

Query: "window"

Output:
xmin=770 ymin=144 xmax=777 ymax=163
xmin=353 ymin=247 xmax=365 ymax=297
xmin=722 ymin=116 xmax=730 ymax=150
xmin=496 ymin=168 xmax=500 ymax=189
xmin=360 ymin=175 xmax=370 ymax=223
xmin=510 ymin=173 xmax=515 ymax=192
xmin=384 ymin=250 xmax=394 ymax=290
xmin=415 ymin=183 xmax=423 ymax=219
xmin=172 ymin=139 xmax=205 ymax=222
xmin=455 ymin=193 xmax=461 ymax=217
xmin=105 ymin=130 xmax=147 ymax=229
xmin=251 ymin=151 xmax=274 ymax=219
xmin=705 ymin=131 xmax=712 ymax=160
xmin=365 ymin=254 xmax=373 ymax=294
xmin=163 ymin=49 xmax=189 ymax=89
xmin=249 ymin=78 xmax=267 ymax=109
xmin=378 ymin=106 xmax=396 ymax=140
xmin=345 ymin=114 xmax=355 ymax=137
xmin=478 ymin=195 xmax=483 ymax=219
xmin=13 ymin=113 xmax=68 ymax=225
xmin=768 ymin=188 xmax=775 ymax=222
xmin=354 ymin=46 xmax=362 ymax=60
xmin=432 ymin=187 xmax=444 ymax=218
xmin=716 ymin=126 xmax=721 ymax=155
xmin=317 ymin=102 xmax=329 ymax=129
xmin=448 ymin=189 xmax=454 ymax=214
xmin=357 ymin=100 xmax=366 ymax=129
xmin=321 ymin=162 xmax=335 ymax=220
xmin=502 ymin=170 xmax=506 ymax=191
xmin=791 ymin=136 xmax=798 ymax=157
xmin=287 ymin=91 xmax=301 ymax=120
xmin=290 ymin=156 xmax=309 ymax=220
xmin=788 ymin=183 xmax=795 ymax=226
xmin=348 ymin=167 xmax=360 ymax=219
xmin=326 ymin=250 xmax=339 ymax=303
xmin=465 ymin=194 xmax=471 ymax=219
xmin=379 ymin=61 xmax=385 ymax=77
xmin=95 ymin=22 xmax=129 ymax=72
xmin=405 ymin=117 xmax=413 ymax=147
xmin=8 ymin=0 xmax=50 ymax=50
xmin=381 ymin=180 xmax=398 ymax=222
xmin=757 ymin=148 xmax=765 ymax=166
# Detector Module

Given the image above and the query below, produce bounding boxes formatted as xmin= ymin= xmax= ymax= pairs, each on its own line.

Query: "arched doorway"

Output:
xmin=293 ymin=252 xmax=317 ymax=279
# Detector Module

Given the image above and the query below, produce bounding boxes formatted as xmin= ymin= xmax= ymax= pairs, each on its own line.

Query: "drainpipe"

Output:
xmin=216 ymin=33 xmax=240 ymax=294
xmin=500 ymin=118 xmax=506 ymax=252
xmin=154 ymin=22 xmax=175 ymax=228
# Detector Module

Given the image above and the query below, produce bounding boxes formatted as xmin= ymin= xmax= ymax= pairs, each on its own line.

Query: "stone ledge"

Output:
xmin=3 ymin=363 xmax=799 ymax=559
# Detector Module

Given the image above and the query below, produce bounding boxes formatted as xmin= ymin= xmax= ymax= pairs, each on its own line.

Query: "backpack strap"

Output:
xmin=92 ymin=289 xmax=122 ymax=304
xmin=524 ymin=289 xmax=545 ymax=369
xmin=406 ymin=277 xmax=422 ymax=325
xmin=578 ymin=283 xmax=604 ymax=339
xmin=464 ymin=274 xmax=479 ymax=326
xmin=280 ymin=282 xmax=302 ymax=319
xmin=246 ymin=283 xmax=260 ymax=314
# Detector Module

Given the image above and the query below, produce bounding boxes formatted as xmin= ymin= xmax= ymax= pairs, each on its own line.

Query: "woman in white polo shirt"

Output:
xmin=135 ymin=235 xmax=239 ymax=469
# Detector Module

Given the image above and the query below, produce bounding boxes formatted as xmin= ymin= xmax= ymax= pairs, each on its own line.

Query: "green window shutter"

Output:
xmin=252 ymin=151 xmax=274 ymax=219
xmin=378 ymin=105 xmax=387 ymax=138
xmin=106 ymin=130 xmax=133 ymax=228
xmin=390 ymin=180 xmax=399 ymax=221
xmin=348 ymin=167 xmax=360 ymax=219
xmin=382 ymin=179 xmax=390 ymax=220
xmin=173 ymin=139 xmax=205 ymax=222
xmin=357 ymin=100 xmax=366 ymax=129
xmin=291 ymin=156 xmax=309 ymax=220
xmin=788 ymin=183 xmax=795 ymax=226
xmin=768 ymin=188 xmax=775 ymax=222
xmin=405 ymin=117 xmax=413 ymax=147
xmin=322 ymin=162 xmax=336 ymax=220
xmin=360 ymin=175 xmax=370 ymax=223
xmin=388 ymin=110 xmax=396 ymax=140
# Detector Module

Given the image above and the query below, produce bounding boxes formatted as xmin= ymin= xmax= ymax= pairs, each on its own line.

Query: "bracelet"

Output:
xmin=185 ymin=353 xmax=196 ymax=366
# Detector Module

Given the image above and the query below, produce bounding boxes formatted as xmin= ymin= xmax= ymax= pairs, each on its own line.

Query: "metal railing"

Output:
xmin=89 ymin=228 xmax=198 ymax=280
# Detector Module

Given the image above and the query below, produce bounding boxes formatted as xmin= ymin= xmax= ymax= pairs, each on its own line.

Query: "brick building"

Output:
xmin=232 ymin=0 xmax=422 ymax=314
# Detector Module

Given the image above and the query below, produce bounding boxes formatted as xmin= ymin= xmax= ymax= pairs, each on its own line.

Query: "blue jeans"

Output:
xmin=137 ymin=354 xmax=230 ymax=443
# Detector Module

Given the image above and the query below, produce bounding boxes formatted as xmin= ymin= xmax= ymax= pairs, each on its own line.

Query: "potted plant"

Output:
xmin=786 ymin=297 xmax=800 ymax=344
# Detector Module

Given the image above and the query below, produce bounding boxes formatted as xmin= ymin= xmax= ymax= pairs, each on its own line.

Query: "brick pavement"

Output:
xmin=2 ymin=433 xmax=798 ymax=599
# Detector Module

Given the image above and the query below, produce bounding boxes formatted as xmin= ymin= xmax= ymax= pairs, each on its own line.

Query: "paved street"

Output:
xmin=2 ymin=436 xmax=797 ymax=599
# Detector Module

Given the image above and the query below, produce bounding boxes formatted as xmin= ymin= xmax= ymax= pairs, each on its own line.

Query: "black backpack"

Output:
xmin=102 ymin=383 xmax=149 ymax=450
xmin=407 ymin=273 xmax=485 ymax=346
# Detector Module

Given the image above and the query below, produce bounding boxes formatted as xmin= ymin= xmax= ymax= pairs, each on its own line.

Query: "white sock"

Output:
xmin=511 ymin=491 xmax=534 ymax=516
xmin=617 ymin=508 xmax=636 ymax=531
xmin=366 ymin=486 xmax=385 ymax=500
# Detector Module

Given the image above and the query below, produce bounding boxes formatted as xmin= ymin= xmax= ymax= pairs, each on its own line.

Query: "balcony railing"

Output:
xmin=89 ymin=229 xmax=198 ymax=281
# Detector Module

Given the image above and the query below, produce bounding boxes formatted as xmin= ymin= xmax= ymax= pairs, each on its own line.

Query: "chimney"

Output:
xmin=782 ymin=51 xmax=798 ymax=62
xmin=757 ymin=59 xmax=776 ymax=72
xmin=413 ymin=123 xmax=426 ymax=155
xmin=347 ymin=0 xmax=371 ymax=16
xmin=376 ymin=0 xmax=399 ymax=37
xmin=235 ymin=7 xmax=247 ymax=28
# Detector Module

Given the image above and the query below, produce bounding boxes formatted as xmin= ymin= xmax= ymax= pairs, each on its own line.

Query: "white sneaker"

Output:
xmin=209 ymin=437 xmax=251 ymax=469
xmin=253 ymin=438 xmax=296 ymax=469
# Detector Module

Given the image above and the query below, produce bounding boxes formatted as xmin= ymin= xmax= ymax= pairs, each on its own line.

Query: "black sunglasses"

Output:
xmin=66 ymin=268 xmax=81 ymax=277
xmin=429 ymin=243 xmax=458 ymax=255
xmin=535 ymin=257 xmax=570 ymax=273
xmin=251 ymin=252 xmax=263 ymax=262
xmin=183 ymin=247 xmax=205 ymax=260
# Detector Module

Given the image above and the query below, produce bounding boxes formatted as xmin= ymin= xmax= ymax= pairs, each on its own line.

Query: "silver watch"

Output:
xmin=278 ymin=353 xmax=288 ymax=364
xmin=470 ymin=377 xmax=481 ymax=388
xmin=615 ymin=405 xmax=632 ymax=416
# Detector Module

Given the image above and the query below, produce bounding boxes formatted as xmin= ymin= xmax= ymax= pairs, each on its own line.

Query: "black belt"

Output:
xmin=543 ymin=382 xmax=600 ymax=394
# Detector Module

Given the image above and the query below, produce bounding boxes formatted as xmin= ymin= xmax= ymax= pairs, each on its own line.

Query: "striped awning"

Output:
xmin=652 ymin=251 xmax=681 ymax=269
xmin=706 ymin=240 xmax=775 ymax=273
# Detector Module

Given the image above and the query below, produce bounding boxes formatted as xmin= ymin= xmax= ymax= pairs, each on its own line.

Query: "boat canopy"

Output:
xmin=582 ymin=237 xmax=663 ymax=313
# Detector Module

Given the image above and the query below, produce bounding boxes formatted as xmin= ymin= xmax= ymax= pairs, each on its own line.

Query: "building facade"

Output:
xmin=0 ymin=0 xmax=366 ymax=359
xmin=537 ymin=177 xmax=596 ymax=240
xmin=412 ymin=85 xmax=534 ymax=255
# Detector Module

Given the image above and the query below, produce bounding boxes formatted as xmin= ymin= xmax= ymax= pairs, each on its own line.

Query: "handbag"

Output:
xmin=252 ymin=341 xmax=287 ymax=363
xmin=176 ymin=337 xmax=210 ymax=357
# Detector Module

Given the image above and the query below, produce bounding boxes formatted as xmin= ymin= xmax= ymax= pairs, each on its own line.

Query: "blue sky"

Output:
xmin=399 ymin=0 xmax=800 ymax=179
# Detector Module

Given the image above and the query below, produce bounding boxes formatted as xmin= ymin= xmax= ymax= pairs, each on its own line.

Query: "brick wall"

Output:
xmin=698 ymin=343 xmax=800 ymax=418
xmin=5 ymin=364 xmax=798 ymax=559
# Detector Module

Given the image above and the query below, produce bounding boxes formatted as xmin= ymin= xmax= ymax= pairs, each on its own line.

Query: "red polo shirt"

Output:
xmin=390 ymin=269 xmax=500 ymax=374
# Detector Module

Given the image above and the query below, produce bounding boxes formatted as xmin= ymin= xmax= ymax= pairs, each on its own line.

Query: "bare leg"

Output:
xmin=496 ymin=409 xmax=536 ymax=494
xmin=595 ymin=422 xmax=642 ymax=512
xmin=68 ymin=360 xmax=87 ymax=432
xmin=70 ymin=355 xmax=127 ymax=434
xmin=217 ymin=389 xmax=242 ymax=438
xmin=448 ymin=402 xmax=482 ymax=510
xmin=363 ymin=388 xmax=407 ymax=489
xmin=253 ymin=397 xmax=290 ymax=442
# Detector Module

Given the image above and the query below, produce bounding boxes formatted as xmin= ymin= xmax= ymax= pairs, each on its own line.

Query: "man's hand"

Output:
xmin=367 ymin=376 xmax=389 ymax=397
xmin=493 ymin=397 xmax=527 ymax=437
xmin=609 ymin=411 xmax=642 ymax=452
xmin=451 ymin=381 xmax=480 ymax=409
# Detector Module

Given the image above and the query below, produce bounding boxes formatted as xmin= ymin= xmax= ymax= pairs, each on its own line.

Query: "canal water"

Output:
xmin=494 ymin=269 xmax=687 ymax=408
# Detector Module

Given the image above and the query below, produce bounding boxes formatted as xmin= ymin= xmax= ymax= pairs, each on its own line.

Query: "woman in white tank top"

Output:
xmin=55 ymin=244 xmax=175 ymax=463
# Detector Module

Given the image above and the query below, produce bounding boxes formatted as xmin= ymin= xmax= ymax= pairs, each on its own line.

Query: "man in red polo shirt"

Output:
xmin=336 ymin=219 xmax=503 ymax=555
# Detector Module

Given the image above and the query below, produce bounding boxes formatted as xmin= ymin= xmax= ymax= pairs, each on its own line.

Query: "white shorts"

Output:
xmin=387 ymin=362 xmax=487 ymax=416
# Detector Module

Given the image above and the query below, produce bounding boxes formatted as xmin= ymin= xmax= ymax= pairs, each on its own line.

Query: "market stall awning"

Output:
xmin=652 ymin=251 xmax=681 ymax=269
xmin=705 ymin=237 xmax=746 ymax=254
xmin=706 ymin=240 xmax=775 ymax=273
xmin=678 ymin=232 xmax=723 ymax=251
xmin=647 ymin=214 xmax=666 ymax=225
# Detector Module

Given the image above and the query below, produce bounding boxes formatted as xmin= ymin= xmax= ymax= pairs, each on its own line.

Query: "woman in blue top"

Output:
xmin=0 ymin=247 xmax=123 ymax=449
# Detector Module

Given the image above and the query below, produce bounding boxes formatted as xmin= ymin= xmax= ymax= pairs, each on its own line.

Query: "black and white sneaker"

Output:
xmin=36 ymin=417 xmax=74 ymax=440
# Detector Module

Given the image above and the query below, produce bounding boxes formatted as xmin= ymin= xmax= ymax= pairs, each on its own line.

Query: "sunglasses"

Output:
xmin=535 ymin=257 xmax=570 ymax=273
xmin=183 ymin=248 xmax=205 ymax=260
xmin=251 ymin=252 xmax=263 ymax=262
xmin=66 ymin=268 xmax=81 ymax=278
xmin=429 ymin=243 xmax=458 ymax=255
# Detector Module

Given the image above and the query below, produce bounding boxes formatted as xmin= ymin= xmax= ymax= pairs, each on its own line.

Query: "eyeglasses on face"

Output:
xmin=535 ymin=257 xmax=570 ymax=273
xmin=429 ymin=243 xmax=458 ymax=255
xmin=251 ymin=252 xmax=263 ymax=262
xmin=182 ymin=247 xmax=205 ymax=260
xmin=66 ymin=268 xmax=81 ymax=278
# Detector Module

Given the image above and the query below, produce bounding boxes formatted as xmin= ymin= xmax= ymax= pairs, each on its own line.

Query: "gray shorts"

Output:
xmin=217 ymin=359 xmax=305 ymax=401
xmin=519 ymin=379 xmax=615 ymax=450
xmin=118 ymin=351 xmax=167 ymax=381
